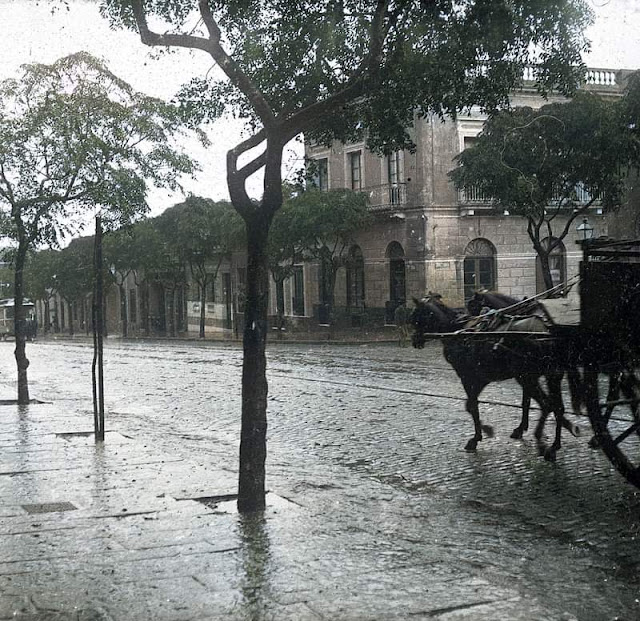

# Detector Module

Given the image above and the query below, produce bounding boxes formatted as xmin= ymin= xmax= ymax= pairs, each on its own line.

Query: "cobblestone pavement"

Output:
xmin=0 ymin=338 xmax=639 ymax=620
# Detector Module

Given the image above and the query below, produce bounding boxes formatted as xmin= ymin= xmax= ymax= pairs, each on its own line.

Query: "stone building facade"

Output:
xmin=302 ymin=67 xmax=626 ymax=325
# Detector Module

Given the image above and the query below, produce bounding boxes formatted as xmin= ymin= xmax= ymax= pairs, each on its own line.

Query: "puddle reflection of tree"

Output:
xmin=238 ymin=512 xmax=272 ymax=620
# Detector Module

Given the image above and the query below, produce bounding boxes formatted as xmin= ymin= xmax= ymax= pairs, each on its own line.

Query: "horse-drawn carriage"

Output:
xmin=0 ymin=298 xmax=37 ymax=340
xmin=412 ymin=238 xmax=640 ymax=489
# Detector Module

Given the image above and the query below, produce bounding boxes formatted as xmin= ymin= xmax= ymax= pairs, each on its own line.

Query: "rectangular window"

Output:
xmin=312 ymin=158 xmax=329 ymax=191
xmin=387 ymin=151 xmax=401 ymax=184
xmin=463 ymin=136 xmax=477 ymax=152
xmin=387 ymin=151 xmax=402 ymax=204
xmin=349 ymin=151 xmax=362 ymax=190
xmin=236 ymin=267 xmax=246 ymax=312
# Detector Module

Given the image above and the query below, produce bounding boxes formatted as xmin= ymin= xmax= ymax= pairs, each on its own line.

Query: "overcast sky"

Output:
xmin=1 ymin=0 xmax=639 ymax=215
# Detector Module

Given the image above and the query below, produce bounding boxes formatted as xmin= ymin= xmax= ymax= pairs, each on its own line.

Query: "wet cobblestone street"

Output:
xmin=1 ymin=338 xmax=639 ymax=620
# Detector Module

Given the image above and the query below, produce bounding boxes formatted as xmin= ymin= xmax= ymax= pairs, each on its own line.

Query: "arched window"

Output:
xmin=536 ymin=237 xmax=566 ymax=293
xmin=386 ymin=242 xmax=406 ymax=323
xmin=346 ymin=245 xmax=365 ymax=308
xmin=463 ymin=238 xmax=496 ymax=301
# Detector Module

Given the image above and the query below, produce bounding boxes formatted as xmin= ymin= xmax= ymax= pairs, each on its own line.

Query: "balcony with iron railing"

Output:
xmin=458 ymin=183 xmax=600 ymax=213
xmin=367 ymin=183 xmax=408 ymax=211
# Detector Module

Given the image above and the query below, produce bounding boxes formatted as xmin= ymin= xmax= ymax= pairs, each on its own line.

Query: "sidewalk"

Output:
xmin=0 ymin=381 xmax=568 ymax=621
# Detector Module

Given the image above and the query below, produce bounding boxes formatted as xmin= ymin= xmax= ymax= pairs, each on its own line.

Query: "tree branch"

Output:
xmin=227 ymin=130 xmax=266 ymax=216
xmin=281 ymin=0 xmax=392 ymax=141
xmin=130 ymin=1 xmax=277 ymax=128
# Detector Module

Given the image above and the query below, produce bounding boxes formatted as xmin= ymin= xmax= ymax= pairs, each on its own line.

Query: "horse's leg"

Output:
xmin=554 ymin=371 xmax=580 ymax=438
xmin=544 ymin=373 xmax=567 ymax=461
xmin=461 ymin=380 xmax=491 ymax=451
xmin=523 ymin=377 xmax=555 ymax=459
xmin=510 ymin=389 xmax=530 ymax=439
xmin=567 ymin=369 xmax=583 ymax=416
xmin=589 ymin=372 xmax=620 ymax=449
xmin=565 ymin=369 xmax=582 ymax=437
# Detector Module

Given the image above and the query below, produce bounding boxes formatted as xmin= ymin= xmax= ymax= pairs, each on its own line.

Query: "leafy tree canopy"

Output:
xmin=96 ymin=0 xmax=594 ymax=512
xmin=159 ymin=196 xmax=244 ymax=273
xmin=100 ymin=0 xmax=592 ymax=159
xmin=0 ymin=51 xmax=205 ymax=248
xmin=620 ymin=70 xmax=640 ymax=168
xmin=23 ymin=249 xmax=59 ymax=302
xmin=284 ymin=188 xmax=371 ymax=262
xmin=54 ymin=236 xmax=95 ymax=304
xmin=451 ymin=92 xmax=628 ymax=226
xmin=449 ymin=91 xmax=630 ymax=289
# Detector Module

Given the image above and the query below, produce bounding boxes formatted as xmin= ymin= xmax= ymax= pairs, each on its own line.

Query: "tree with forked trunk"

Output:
xmin=99 ymin=0 xmax=592 ymax=511
xmin=450 ymin=92 xmax=631 ymax=291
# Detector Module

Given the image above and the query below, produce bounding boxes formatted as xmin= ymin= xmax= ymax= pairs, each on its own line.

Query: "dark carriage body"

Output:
xmin=580 ymin=257 xmax=640 ymax=349
xmin=574 ymin=239 xmax=640 ymax=487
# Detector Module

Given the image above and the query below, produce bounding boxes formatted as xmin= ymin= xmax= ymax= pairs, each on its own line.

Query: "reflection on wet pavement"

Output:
xmin=0 ymin=339 xmax=639 ymax=620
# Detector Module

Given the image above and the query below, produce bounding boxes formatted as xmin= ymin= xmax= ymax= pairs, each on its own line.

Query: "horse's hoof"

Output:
xmin=510 ymin=428 xmax=524 ymax=440
xmin=562 ymin=420 xmax=580 ymax=437
xmin=537 ymin=443 xmax=546 ymax=457
xmin=481 ymin=424 xmax=494 ymax=438
xmin=544 ymin=448 xmax=557 ymax=462
xmin=588 ymin=435 xmax=600 ymax=449
xmin=465 ymin=439 xmax=478 ymax=451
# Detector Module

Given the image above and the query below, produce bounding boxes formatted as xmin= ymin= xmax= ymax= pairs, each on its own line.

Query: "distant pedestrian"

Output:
xmin=394 ymin=303 xmax=410 ymax=347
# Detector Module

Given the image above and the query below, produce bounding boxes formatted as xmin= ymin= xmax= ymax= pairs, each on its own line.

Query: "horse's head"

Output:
xmin=467 ymin=290 xmax=521 ymax=316
xmin=411 ymin=293 xmax=459 ymax=348
xmin=466 ymin=292 xmax=485 ymax=317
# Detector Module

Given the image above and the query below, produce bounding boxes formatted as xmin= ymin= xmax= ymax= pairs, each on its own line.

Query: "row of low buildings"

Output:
xmin=35 ymin=66 xmax=638 ymax=340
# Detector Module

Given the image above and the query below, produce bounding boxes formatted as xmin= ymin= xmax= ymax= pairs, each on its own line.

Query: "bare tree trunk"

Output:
xmin=199 ymin=283 xmax=207 ymax=339
xmin=13 ymin=240 xmax=30 ymax=404
xmin=538 ymin=250 xmax=554 ymax=291
xmin=275 ymin=277 xmax=285 ymax=338
xmin=68 ymin=301 xmax=74 ymax=336
xmin=44 ymin=299 xmax=50 ymax=335
xmin=119 ymin=283 xmax=128 ymax=337
xmin=238 ymin=216 xmax=270 ymax=513
xmin=143 ymin=281 xmax=151 ymax=336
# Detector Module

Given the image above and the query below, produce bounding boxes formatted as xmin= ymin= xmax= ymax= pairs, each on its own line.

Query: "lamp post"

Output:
xmin=576 ymin=217 xmax=594 ymax=242
xmin=576 ymin=217 xmax=595 ymax=263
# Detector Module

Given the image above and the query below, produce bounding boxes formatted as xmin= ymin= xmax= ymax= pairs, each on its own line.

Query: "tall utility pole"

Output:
xmin=92 ymin=216 xmax=105 ymax=441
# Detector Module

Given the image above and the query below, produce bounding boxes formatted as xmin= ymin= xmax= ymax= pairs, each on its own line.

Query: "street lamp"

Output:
xmin=576 ymin=217 xmax=594 ymax=241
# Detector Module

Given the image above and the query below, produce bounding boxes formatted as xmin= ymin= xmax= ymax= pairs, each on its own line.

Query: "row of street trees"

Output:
xmin=1 ymin=0 xmax=603 ymax=511
xmin=20 ymin=186 xmax=370 ymax=338
xmin=451 ymin=78 xmax=640 ymax=289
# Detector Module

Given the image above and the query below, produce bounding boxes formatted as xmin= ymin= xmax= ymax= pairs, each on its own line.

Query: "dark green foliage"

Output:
xmin=0 ymin=52 xmax=202 ymax=248
xmin=101 ymin=0 xmax=591 ymax=154
xmin=55 ymin=237 xmax=94 ymax=307
xmin=450 ymin=92 xmax=631 ymax=288
xmin=0 ymin=51 xmax=201 ymax=402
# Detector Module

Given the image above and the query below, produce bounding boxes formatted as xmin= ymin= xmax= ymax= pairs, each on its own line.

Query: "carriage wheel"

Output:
xmin=583 ymin=367 xmax=640 ymax=488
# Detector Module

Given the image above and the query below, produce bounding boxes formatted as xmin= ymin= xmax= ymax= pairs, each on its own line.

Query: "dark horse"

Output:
xmin=468 ymin=290 xmax=583 ymax=432
xmin=467 ymin=290 xmax=526 ymax=317
xmin=411 ymin=293 xmax=575 ymax=460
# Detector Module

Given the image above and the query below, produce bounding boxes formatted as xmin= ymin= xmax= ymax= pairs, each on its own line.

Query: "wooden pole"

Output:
xmin=92 ymin=216 xmax=105 ymax=441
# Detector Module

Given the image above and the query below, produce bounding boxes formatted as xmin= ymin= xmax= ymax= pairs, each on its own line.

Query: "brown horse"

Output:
xmin=411 ymin=294 xmax=576 ymax=460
